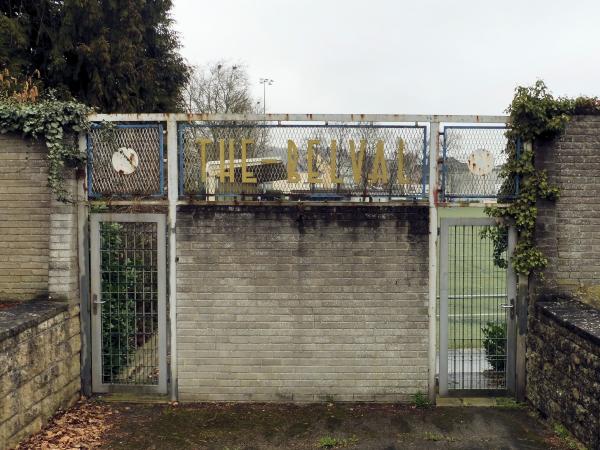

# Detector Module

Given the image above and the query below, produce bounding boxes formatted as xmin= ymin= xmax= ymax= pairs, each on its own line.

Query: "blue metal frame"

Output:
xmin=440 ymin=125 xmax=516 ymax=201
xmin=87 ymin=123 xmax=164 ymax=199
xmin=177 ymin=122 xmax=428 ymax=200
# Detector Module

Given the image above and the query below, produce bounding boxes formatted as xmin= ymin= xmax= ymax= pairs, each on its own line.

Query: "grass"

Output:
xmin=438 ymin=224 xmax=509 ymax=350
xmin=412 ymin=391 xmax=431 ymax=408
xmin=424 ymin=432 xmax=455 ymax=442
xmin=316 ymin=435 xmax=359 ymax=449
xmin=553 ymin=424 xmax=583 ymax=450
xmin=495 ymin=397 xmax=525 ymax=409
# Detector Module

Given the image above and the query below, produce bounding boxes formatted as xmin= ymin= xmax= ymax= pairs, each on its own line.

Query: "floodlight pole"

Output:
xmin=259 ymin=78 xmax=274 ymax=114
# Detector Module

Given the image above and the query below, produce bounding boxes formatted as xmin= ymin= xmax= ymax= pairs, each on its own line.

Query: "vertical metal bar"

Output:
xmin=506 ymin=225 xmax=517 ymax=394
xmin=439 ymin=220 xmax=449 ymax=396
xmin=167 ymin=117 xmax=179 ymax=401
xmin=78 ymin=133 xmax=92 ymax=396
xmin=461 ymin=226 xmax=466 ymax=388
xmin=452 ymin=226 xmax=456 ymax=388
xmin=159 ymin=124 xmax=165 ymax=195
xmin=470 ymin=226 xmax=474 ymax=390
xmin=428 ymin=121 xmax=439 ymax=401
xmin=178 ymin=124 xmax=185 ymax=197
xmin=90 ymin=215 xmax=107 ymax=392
xmin=421 ymin=128 xmax=427 ymax=198
xmin=156 ymin=215 xmax=168 ymax=394
xmin=441 ymin=128 xmax=447 ymax=202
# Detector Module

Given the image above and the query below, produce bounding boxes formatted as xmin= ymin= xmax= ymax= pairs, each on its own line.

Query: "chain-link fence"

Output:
xmin=178 ymin=122 xmax=428 ymax=200
xmin=441 ymin=126 xmax=518 ymax=201
xmin=87 ymin=124 xmax=164 ymax=198
xmin=85 ymin=120 xmax=519 ymax=202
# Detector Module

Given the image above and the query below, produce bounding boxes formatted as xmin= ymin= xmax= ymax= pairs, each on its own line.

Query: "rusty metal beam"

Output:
xmin=89 ymin=113 xmax=508 ymax=124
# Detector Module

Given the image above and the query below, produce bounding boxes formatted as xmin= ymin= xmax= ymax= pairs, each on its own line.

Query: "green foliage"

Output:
xmin=412 ymin=391 xmax=430 ymax=408
xmin=0 ymin=1 xmax=58 ymax=77
xmin=480 ymin=226 xmax=508 ymax=269
xmin=100 ymin=223 xmax=138 ymax=379
xmin=486 ymin=80 xmax=600 ymax=275
xmin=0 ymin=0 xmax=189 ymax=112
xmin=481 ymin=322 xmax=506 ymax=372
xmin=0 ymin=95 xmax=90 ymax=201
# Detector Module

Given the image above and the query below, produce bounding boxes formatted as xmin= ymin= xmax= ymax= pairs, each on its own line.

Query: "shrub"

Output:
xmin=481 ymin=322 xmax=506 ymax=372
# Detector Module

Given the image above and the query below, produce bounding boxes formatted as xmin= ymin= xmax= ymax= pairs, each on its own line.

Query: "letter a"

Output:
xmin=349 ymin=139 xmax=366 ymax=184
xmin=369 ymin=140 xmax=389 ymax=184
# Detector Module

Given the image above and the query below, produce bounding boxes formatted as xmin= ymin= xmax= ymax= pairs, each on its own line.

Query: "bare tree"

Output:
xmin=182 ymin=61 xmax=255 ymax=114
xmin=180 ymin=61 xmax=271 ymax=196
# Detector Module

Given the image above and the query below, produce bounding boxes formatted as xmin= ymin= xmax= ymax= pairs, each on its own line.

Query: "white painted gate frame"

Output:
xmin=80 ymin=113 xmax=510 ymax=403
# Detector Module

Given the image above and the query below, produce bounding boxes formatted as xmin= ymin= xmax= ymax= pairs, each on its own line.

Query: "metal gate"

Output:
xmin=90 ymin=214 xmax=167 ymax=393
xmin=439 ymin=218 xmax=516 ymax=395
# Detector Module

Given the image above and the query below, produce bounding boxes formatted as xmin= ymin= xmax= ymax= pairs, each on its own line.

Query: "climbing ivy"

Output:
xmin=486 ymin=81 xmax=600 ymax=275
xmin=0 ymin=94 xmax=91 ymax=201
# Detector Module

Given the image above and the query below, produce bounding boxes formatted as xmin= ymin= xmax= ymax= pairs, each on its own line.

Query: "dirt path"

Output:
xmin=16 ymin=399 xmax=571 ymax=450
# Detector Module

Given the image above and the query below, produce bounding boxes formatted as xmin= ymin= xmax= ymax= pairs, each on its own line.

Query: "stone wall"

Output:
xmin=176 ymin=205 xmax=429 ymax=402
xmin=529 ymin=116 xmax=600 ymax=448
xmin=534 ymin=115 xmax=600 ymax=308
xmin=0 ymin=302 xmax=81 ymax=449
xmin=527 ymin=301 xmax=600 ymax=449
xmin=0 ymin=134 xmax=51 ymax=302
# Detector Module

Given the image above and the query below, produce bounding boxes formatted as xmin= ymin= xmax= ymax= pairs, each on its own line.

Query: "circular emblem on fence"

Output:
xmin=112 ymin=148 xmax=139 ymax=175
xmin=467 ymin=149 xmax=494 ymax=176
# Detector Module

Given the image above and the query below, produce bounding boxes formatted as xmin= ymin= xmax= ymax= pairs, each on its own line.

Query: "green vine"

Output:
xmin=0 ymin=95 xmax=91 ymax=201
xmin=486 ymin=80 xmax=600 ymax=275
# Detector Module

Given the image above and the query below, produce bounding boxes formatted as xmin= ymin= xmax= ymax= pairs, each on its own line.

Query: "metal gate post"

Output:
xmin=428 ymin=121 xmax=440 ymax=402
xmin=167 ymin=116 xmax=179 ymax=401
xmin=78 ymin=132 xmax=92 ymax=396
xmin=506 ymin=226 xmax=518 ymax=394
xmin=438 ymin=221 xmax=449 ymax=396
xmin=515 ymin=142 xmax=532 ymax=402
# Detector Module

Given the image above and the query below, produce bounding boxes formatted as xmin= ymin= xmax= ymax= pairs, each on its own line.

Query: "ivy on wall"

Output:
xmin=0 ymin=94 xmax=91 ymax=201
xmin=486 ymin=80 xmax=600 ymax=275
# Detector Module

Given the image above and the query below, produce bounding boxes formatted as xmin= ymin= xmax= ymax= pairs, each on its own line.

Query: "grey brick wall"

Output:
xmin=176 ymin=205 xmax=429 ymax=402
xmin=0 ymin=134 xmax=51 ymax=301
xmin=48 ymin=175 xmax=79 ymax=303
xmin=534 ymin=116 xmax=600 ymax=308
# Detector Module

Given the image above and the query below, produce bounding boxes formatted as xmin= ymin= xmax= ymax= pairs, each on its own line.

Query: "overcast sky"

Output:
xmin=172 ymin=0 xmax=600 ymax=115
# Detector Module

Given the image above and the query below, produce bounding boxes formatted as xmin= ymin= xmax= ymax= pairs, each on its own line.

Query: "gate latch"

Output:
xmin=500 ymin=298 xmax=515 ymax=319
xmin=92 ymin=294 xmax=106 ymax=315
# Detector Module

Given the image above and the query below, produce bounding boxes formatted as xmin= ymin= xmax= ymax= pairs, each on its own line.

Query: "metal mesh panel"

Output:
xmin=446 ymin=224 xmax=508 ymax=390
xmin=179 ymin=122 xmax=427 ymax=200
xmin=99 ymin=221 xmax=159 ymax=385
xmin=442 ymin=126 xmax=516 ymax=200
xmin=87 ymin=124 xmax=164 ymax=197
